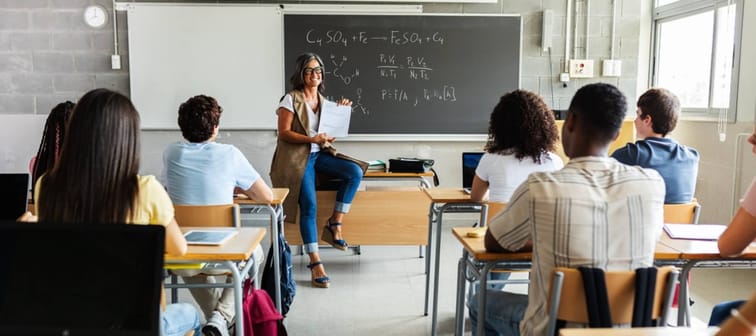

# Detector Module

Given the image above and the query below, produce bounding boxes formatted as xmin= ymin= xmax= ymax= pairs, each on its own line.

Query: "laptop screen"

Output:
xmin=0 ymin=222 xmax=165 ymax=336
xmin=462 ymin=152 xmax=484 ymax=188
xmin=0 ymin=173 xmax=29 ymax=221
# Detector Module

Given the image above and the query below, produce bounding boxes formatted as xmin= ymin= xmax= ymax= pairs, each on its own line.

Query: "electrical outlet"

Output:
xmin=602 ymin=59 xmax=622 ymax=77
xmin=569 ymin=59 xmax=594 ymax=78
xmin=111 ymin=55 xmax=121 ymax=70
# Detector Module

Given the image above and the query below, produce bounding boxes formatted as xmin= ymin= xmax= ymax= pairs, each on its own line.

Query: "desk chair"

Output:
xmin=546 ymin=266 xmax=679 ymax=336
xmin=174 ymin=204 xmax=241 ymax=228
xmin=664 ymin=199 xmax=701 ymax=224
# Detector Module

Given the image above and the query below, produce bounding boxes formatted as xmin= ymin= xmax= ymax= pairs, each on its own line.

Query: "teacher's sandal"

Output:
xmin=321 ymin=220 xmax=348 ymax=251
xmin=306 ymin=261 xmax=330 ymax=288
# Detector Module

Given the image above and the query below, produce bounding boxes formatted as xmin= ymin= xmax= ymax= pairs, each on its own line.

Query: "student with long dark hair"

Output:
xmin=33 ymin=88 xmax=201 ymax=336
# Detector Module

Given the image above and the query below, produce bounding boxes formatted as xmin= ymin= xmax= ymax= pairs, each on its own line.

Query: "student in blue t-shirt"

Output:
xmin=162 ymin=95 xmax=273 ymax=336
xmin=611 ymin=88 xmax=699 ymax=204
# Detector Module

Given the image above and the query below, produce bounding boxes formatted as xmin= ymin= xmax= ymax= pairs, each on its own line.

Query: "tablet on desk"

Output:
xmin=184 ymin=230 xmax=238 ymax=245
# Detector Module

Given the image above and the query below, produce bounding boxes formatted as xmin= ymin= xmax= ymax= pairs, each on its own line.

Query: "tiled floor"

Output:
xmin=175 ymin=215 xmax=755 ymax=335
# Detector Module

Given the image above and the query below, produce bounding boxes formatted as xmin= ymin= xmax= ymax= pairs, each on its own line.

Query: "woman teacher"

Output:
xmin=271 ymin=52 xmax=366 ymax=288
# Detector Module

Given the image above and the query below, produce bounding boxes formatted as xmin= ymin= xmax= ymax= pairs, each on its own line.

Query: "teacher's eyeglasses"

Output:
xmin=303 ymin=67 xmax=323 ymax=75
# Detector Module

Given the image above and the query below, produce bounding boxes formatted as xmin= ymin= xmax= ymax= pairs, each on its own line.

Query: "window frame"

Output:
xmin=651 ymin=0 xmax=743 ymax=121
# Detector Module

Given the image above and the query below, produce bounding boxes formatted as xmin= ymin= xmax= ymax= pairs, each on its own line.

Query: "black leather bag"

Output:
xmin=388 ymin=157 xmax=434 ymax=173
xmin=388 ymin=158 xmax=439 ymax=186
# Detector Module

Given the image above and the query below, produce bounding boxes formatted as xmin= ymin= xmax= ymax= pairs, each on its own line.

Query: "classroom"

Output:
xmin=0 ymin=0 xmax=754 ymax=335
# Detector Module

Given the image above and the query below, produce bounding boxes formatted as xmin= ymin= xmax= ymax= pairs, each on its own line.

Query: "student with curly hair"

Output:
xmin=470 ymin=90 xmax=564 ymax=203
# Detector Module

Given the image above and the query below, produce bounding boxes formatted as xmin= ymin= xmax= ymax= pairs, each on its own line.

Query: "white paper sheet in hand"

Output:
xmin=318 ymin=100 xmax=351 ymax=138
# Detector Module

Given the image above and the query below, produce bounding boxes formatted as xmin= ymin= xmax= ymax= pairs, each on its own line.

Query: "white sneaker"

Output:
xmin=202 ymin=311 xmax=229 ymax=336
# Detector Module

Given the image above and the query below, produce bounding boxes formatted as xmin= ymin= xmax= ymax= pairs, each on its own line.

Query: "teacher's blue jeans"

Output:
xmin=299 ymin=151 xmax=363 ymax=253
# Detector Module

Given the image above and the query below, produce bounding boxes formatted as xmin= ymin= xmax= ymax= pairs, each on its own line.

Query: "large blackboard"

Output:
xmin=284 ymin=14 xmax=521 ymax=134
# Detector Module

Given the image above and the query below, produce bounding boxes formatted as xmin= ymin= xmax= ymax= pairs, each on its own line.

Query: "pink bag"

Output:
xmin=242 ymin=279 xmax=286 ymax=336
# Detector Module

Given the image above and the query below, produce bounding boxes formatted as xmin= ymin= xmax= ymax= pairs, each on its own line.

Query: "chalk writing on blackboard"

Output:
xmin=305 ymin=29 xmax=446 ymax=47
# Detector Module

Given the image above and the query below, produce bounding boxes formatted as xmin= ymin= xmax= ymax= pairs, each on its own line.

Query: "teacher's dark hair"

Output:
xmin=178 ymin=95 xmax=223 ymax=143
xmin=484 ymin=90 xmax=559 ymax=164
xmin=32 ymin=100 xmax=74 ymax=190
xmin=290 ymin=52 xmax=325 ymax=93
xmin=38 ymin=88 xmax=141 ymax=224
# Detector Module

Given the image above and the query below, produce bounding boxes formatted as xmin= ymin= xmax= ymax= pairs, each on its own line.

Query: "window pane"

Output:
xmin=657 ymin=11 xmax=713 ymax=108
xmin=712 ymin=4 xmax=736 ymax=108
xmin=656 ymin=0 xmax=680 ymax=7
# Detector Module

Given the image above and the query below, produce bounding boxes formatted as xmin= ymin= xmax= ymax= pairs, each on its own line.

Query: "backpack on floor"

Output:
xmin=261 ymin=228 xmax=295 ymax=317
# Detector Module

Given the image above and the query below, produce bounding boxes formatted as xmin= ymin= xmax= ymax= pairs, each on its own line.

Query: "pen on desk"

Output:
xmin=472 ymin=222 xmax=478 ymax=228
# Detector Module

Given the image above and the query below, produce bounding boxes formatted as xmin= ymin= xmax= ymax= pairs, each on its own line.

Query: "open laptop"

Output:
xmin=0 ymin=222 xmax=165 ymax=336
xmin=462 ymin=152 xmax=484 ymax=194
xmin=0 ymin=173 xmax=30 ymax=221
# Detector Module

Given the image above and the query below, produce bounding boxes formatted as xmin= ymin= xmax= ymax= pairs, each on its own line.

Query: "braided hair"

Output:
xmin=32 ymin=101 xmax=74 ymax=189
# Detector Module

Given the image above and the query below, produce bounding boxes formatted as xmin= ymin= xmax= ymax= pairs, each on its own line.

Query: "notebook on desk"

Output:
xmin=0 ymin=221 xmax=164 ymax=335
xmin=0 ymin=173 xmax=29 ymax=221
xmin=663 ymin=223 xmax=727 ymax=240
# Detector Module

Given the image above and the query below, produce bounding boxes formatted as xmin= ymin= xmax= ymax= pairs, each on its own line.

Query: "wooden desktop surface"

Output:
xmin=452 ymin=227 xmax=684 ymax=261
xmin=423 ymin=188 xmax=474 ymax=204
xmin=167 ymin=227 xmax=266 ymax=261
xmin=233 ymin=187 xmax=289 ymax=205
xmin=560 ymin=327 xmax=717 ymax=336
xmin=364 ymin=171 xmax=434 ymax=177
xmin=658 ymin=231 xmax=756 ymax=259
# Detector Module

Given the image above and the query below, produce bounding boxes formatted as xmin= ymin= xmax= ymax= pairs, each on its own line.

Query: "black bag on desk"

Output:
xmin=388 ymin=158 xmax=439 ymax=186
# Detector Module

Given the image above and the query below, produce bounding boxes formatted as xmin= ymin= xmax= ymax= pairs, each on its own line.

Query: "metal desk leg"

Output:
xmin=677 ymin=261 xmax=695 ymax=327
xmin=424 ymin=202 xmax=437 ymax=316
xmin=454 ymin=250 xmax=469 ymax=336
xmin=476 ymin=262 xmax=496 ymax=336
xmin=431 ymin=204 xmax=449 ymax=336
xmin=222 ymin=260 xmax=245 ymax=336
xmin=259 ymin=204 xmax=283 ymax=313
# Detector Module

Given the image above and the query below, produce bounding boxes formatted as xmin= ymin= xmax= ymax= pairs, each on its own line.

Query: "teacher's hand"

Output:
xmin=336 ymin=98 xmax=352 ymax=106
xmin=313 ymin=133 xmax=336 ymax=145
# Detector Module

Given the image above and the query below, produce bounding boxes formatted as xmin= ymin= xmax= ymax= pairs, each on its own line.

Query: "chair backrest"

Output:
xmin=484 ymin=202 xmax=507 ymax=225
xmin=174 ymin=204 xmax=240 ymax=228
xmin=546 ymin=266 xmax=679 ymax=335
xmin=663 ymin=199 xmax=701 ymax=224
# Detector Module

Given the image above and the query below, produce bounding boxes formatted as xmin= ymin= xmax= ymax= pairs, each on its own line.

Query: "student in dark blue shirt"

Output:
xmin=612 ymin=88 xmax=699 ymax=204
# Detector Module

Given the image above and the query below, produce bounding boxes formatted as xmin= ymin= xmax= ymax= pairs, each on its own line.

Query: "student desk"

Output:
xmin=166 ymin=227 xmax=266 ymax=336
xmin=451 ymin=227 xmax=688 ymax=336
xmin=422 ymin=188 xmax=490 ymax=336
xmin=656 ymin=232 xmax=756 ymax=326
xmin=560 ymin=327 xmax=718 ymax=336
xmin=233 ymin=187 xmax=289 ymax=312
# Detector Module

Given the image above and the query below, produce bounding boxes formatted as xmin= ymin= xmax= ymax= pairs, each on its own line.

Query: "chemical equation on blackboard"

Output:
xmin=305 ymin=29 xmax=445 ymax=47
xmin=377 ymin=54 xmax=432 ymax=80
xmin=326 ymin=85 xmax=456 ymax=115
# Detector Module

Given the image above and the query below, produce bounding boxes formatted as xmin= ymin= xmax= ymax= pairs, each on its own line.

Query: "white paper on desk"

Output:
xmin=318 ymin=100 xmax=351 ymax=138
xmin=663 ymin=224 xmax=726 ymax=241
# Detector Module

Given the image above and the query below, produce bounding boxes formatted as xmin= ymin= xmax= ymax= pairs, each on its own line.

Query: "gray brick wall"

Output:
xmin=0 ymin=0 xmax=128 ymax=114
xmin=1 ymin=0 xmax=640 ymax=114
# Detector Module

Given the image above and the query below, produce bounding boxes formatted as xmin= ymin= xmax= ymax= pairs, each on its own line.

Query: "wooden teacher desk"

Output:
xmin=233 ymin=187 xmax=288 ymax=312
xmin=560 ymin=327 xmax=718 ymax=336
xmin=166 ymin=227 xmax=266 ymax=336
xmin=656 ymin=232 xmax=756 ymax=327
